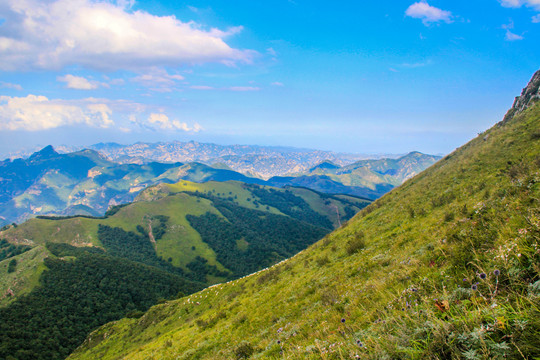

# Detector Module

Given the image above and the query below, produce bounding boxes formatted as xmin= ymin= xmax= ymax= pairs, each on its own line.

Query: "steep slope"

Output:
xmin=70 ymin=74 xmax=540 ymax=359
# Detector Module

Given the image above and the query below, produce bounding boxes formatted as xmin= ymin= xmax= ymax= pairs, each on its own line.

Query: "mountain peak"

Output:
xmin=28 ymin=145 xmax=58 ymax=160
xmin=309 ymin=160 xmax=340 ymax=172
xmin=504 ymin=69 xmax=540 ymax=122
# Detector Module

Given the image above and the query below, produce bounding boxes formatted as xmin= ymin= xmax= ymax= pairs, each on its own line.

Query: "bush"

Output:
xmin=234 ymin=342 xmax=254 ymax=359
xmin=7 ymin=259 xmax=17 ymax=273
xmin=346 ymin=233 xmax=366 ymax=255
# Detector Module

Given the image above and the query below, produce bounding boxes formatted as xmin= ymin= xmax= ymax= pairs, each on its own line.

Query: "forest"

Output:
xmin=0 ymin=243 xmax=200 ymax=360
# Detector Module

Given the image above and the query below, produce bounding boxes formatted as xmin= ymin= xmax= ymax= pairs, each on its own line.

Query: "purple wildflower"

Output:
xmin=479 ymin=273 xmax=487 ymax=280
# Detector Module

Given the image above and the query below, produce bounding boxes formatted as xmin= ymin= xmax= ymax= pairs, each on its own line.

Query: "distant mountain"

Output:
xmin=0 ymin=147 xmax=438 ymax=226
xmin=267 ymin=151 xmax=442 ymax=199
xmin=57 ymin=141 xmax=401 ymax=179
xmin=0 ymin=180 xmax=369 ymax=359
xmin=0 ymin=148 xmax=266 ymax=226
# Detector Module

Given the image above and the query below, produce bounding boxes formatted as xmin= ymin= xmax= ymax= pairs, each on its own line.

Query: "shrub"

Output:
xmin=7 ymin=259 xmax=17 ymax=273
xmin=346 ymin=233 xmax=366 ymax=255
xmin=234 ymin=342 xmax=254 ymax=359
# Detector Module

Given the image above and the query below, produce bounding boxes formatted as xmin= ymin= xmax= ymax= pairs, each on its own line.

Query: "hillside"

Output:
xmin=69 ymin=72 xmax=540 ymax=359
xmin=0 ymin=180 xmax=368 ymax=359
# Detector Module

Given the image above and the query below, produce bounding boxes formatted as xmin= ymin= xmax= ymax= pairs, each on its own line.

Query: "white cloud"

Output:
xmin=190 ymin=85 xmax=215 ymax=90
xmin=505 ymin=29 xmax=524 ymax=40
xmin=0 ymin=95 xmax=114 ymax=130
xmin=228 ymin=86 xmax=260 ymax=92
xmin=533 ymin=14 xmax=540 ymax=22
xmin=0 ymin=0 xmax=255 ymax=71
xmin=502 ymin=21 xmax=525 ymax=40
xmin=58 ymin=74 xmax=99 ymax=90
xmin=147 ymin=113 xmax=202 ymax=132
xmin=271 ymin=82 xmax=284 ymax=86
xmin=0 ymin=82 xmax=22 ymax=90
xmin=500 ymin=0 xmax=540 ymax=10
xmin=131 ymin=68 xmax=185 ymax=92
xmin=405 ymin=1 xmax=453 ymax=24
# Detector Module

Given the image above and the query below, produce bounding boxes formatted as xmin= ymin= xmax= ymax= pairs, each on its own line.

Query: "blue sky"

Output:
xmin=0 ymin=0 xmax=539 ymax=156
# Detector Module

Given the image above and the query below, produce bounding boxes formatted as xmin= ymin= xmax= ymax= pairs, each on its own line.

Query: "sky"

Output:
xmin=0 ymin=0 xmax=539 ymax=156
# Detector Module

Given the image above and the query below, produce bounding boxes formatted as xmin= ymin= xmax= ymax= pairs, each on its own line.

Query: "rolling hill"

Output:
xmin=68 ymin=71 xmax=540 ymax=359
xmin=0 ymin=180 xmax=369 ymax=359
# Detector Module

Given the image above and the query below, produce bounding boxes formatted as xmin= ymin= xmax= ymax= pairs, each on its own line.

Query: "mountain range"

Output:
xmin=0 ymin=146 xmax=439 ymax=226
xmin=4 ymin=141 xmax=413 ymax=179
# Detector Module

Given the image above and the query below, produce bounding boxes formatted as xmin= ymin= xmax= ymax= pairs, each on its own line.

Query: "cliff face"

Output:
xmin=504 ymin=70 xmax=540 ymax=121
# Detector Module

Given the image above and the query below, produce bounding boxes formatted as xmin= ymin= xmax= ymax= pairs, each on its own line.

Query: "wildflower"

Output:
xmin=341 ymin=318 xmax=346 ymax=323
xmin=277 ymin=340 xmax=281 ymax=344
xmin=356 ymin=340 xmax=363 ymax=347
xmin=471 ymin=284 xmax=478 ymax=291
xmin=479 ymin=273 xmax=487 ymax=280
xmin=493 ymin=269 xmax=500 ymax=276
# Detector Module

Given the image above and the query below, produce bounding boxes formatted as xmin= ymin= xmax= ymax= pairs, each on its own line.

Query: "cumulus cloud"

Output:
xmin=147 ymin=113 xmax=202 ymax=132
xmin=405 ymin=1 xmax=453 ymax=24
xmin=58 ymin=74 xmax=100 ymax=90
xmin=0 ymin=0 xmax=255 ymax=71
xmin=0 ymin=95 xmax=114 ymax=130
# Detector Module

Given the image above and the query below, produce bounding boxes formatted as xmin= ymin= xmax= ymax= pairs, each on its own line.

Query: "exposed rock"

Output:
xmin=503 ymin=70 xmax=540 ymax=122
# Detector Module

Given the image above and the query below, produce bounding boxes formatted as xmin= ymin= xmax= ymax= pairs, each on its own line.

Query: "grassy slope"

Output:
xmin=70 ymin=103 xmax=540 ymax=359
xmin=0 ymin=246 xmax=49 ymax=307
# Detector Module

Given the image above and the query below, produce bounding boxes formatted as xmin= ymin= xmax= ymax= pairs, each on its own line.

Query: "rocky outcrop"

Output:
xmin=503 ymin=70 xmax=540 ymax=122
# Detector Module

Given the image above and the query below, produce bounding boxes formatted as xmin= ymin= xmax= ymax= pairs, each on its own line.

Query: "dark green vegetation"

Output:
xmin=0 ymin=243 xmax=199 ymax=360
xmin=0 ymin=239 xmax=31 ymax=262
xmin=69 ymin=72 xmax=540 ymax=359
xmin=0 ymin=180 xmax=367 ymax=359
xmin=186 ymin=194 xmax=328 ymax=275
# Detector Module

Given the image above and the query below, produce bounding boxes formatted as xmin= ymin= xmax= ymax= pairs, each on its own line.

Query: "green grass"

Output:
xmin=0 ymin=246 xmax=49 ymax=306
xmin=69 ymin=102 xmax=540 ymax=359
